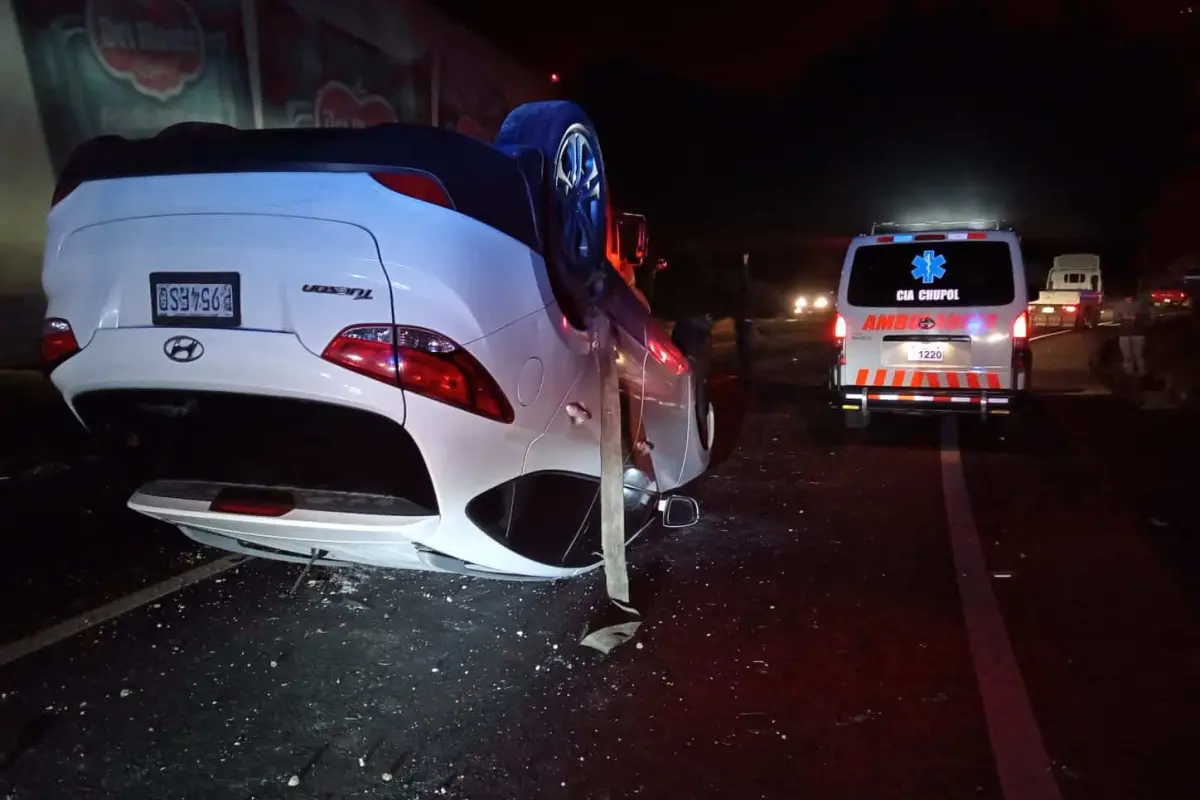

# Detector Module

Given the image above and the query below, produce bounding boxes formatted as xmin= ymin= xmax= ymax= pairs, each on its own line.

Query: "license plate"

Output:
xmin=906 ymin=343 xmax=944 ymax=362
xmin=150 ymin=272 xmax=241 ymax=328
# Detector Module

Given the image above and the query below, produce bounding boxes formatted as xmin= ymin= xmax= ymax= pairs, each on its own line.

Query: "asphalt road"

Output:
xmin=1 ymin=322 xmax=1198 ymax=799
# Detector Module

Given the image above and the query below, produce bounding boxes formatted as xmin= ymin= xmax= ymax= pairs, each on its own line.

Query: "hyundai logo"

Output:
xmin=918 ymin=316 xmax=936 ymax=330
xmin=164 ymin=335 xmax=204 ymax=363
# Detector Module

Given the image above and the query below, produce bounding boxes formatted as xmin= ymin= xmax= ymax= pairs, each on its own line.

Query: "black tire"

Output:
xmin=494 ymin=101 xmax=608 ymax=285
xmin=672 ymin=316 xmax=714 ymax=451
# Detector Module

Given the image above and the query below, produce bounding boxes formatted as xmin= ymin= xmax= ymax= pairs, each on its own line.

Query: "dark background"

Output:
xmin=439 ymin=0 xmax=1198 ymax=312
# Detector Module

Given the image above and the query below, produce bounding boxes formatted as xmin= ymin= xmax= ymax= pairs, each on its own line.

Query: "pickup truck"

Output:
xmin=1029 ymin=254 xmax=1103 ymax=328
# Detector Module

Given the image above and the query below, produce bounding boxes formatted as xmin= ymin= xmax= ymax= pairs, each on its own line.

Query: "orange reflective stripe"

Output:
xmin=854 ymin=370 xmax=1001 ymax=390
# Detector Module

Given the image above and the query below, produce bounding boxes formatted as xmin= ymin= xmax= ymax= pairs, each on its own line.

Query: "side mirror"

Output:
xmin=615 ymin=212 xmax=648 ymax=268
xmin=658 ymin=494 xmax=700 ymax=528
xmin=654 ymin=257 xmax=669 ymax=271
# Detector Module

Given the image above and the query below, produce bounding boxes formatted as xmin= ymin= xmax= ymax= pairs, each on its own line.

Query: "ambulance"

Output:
xmin=828 ymin=221 xmax=1032 ymax=428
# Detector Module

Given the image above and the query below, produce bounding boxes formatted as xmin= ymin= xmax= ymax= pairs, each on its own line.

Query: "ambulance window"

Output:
xmin=846 ymin=241 xmax=1016 ymax=308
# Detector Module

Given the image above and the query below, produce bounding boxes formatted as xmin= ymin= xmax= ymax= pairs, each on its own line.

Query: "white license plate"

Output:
xmin=906 ymin=343 xmax=945 ymax=362
xmin=155 ymin=283 xmax=235 ymax=318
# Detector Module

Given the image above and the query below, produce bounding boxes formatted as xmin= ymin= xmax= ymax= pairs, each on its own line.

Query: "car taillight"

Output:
xmin=41 ymin=317 xmax=81 ymax=367
xmin=1064 ymin=305 xmax=1077 ymax=313
xmin=209 ymin=488 xmax=294 ymax=517
xmin=322 ymin=324 xmax=514 ymax=424
xmin=370 ymin=172 xmax=453 ymax=208
xmin=647 ymin=336 xmax=688 ymax=376
xmin=1012 ymin=310 xmax=1028 ymax=342
xmin=1012 ymin=310 xmax=1029 ymax=370
xmin=833 ymin=313 xmax=847 ymax=365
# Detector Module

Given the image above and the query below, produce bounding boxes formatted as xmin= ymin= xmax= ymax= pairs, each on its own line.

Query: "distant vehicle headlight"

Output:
xmin=814 ymin=295 xmax=830 ymax=309
xmin=793 ymin=296 xmax=808 ymax=312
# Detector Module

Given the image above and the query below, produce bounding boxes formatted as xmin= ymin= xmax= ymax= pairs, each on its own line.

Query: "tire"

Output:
xmin=494 ymin=101 xmax=608 ymax=286
xmin=844 ymin=409 xmax=869 ymax=429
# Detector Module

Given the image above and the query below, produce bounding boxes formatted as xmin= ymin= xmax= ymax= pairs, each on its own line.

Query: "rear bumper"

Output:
xmin=1030 ymin=303 xmax=1099 ymax=328
xmin=1030 ymin=312 xmax=1077 ymax=328
xmin=128 ymin=481 xmax=443 ymax=571
xmin=829 ymin=348 xmax=1030 ymax=415
xmin=833 ymin=385 xmax=1025 ymax=415
xmin=125 ymin=476 xmax=600 ymax=580
xmin=50 ymin=327 xmax=408 ymax=425
xmin=46 ymin=326 xmax=598 ymax=578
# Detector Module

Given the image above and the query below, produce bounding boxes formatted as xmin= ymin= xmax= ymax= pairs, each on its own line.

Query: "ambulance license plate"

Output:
xmin=906 ymin=343 xmax=944 ymax=362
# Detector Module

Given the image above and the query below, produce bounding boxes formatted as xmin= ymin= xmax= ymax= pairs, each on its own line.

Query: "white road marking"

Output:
xmin=0 ymin=555 xmax=245 ymax=668
xmin=940 ymin=418 xmax=1063 ymax=800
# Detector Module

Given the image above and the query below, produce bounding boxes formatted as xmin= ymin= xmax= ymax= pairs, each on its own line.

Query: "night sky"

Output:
xmin=442 ymin=1 xmax=1196 ymax=293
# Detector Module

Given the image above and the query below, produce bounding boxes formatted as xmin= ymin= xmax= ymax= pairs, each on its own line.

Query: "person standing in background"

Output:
xmin=1115 ymin=285 xmax=1152 ymax=383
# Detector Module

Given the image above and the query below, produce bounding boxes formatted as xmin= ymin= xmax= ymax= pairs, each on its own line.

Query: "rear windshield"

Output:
xmin=846 ymin=241 xmax=1015 ymax=308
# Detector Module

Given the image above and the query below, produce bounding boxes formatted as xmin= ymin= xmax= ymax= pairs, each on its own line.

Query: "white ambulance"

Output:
xmin=829 ymin=221 xmax=1032 ymax=428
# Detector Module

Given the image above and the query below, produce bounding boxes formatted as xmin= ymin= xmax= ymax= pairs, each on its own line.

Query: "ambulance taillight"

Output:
xmin=1012 ymin=310 xmax=1029 ymax=371
xmin=834 ymin=313 xmax=847 ymax=365
xmin=1012 ymin=310 xmax=1028 ymax=342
